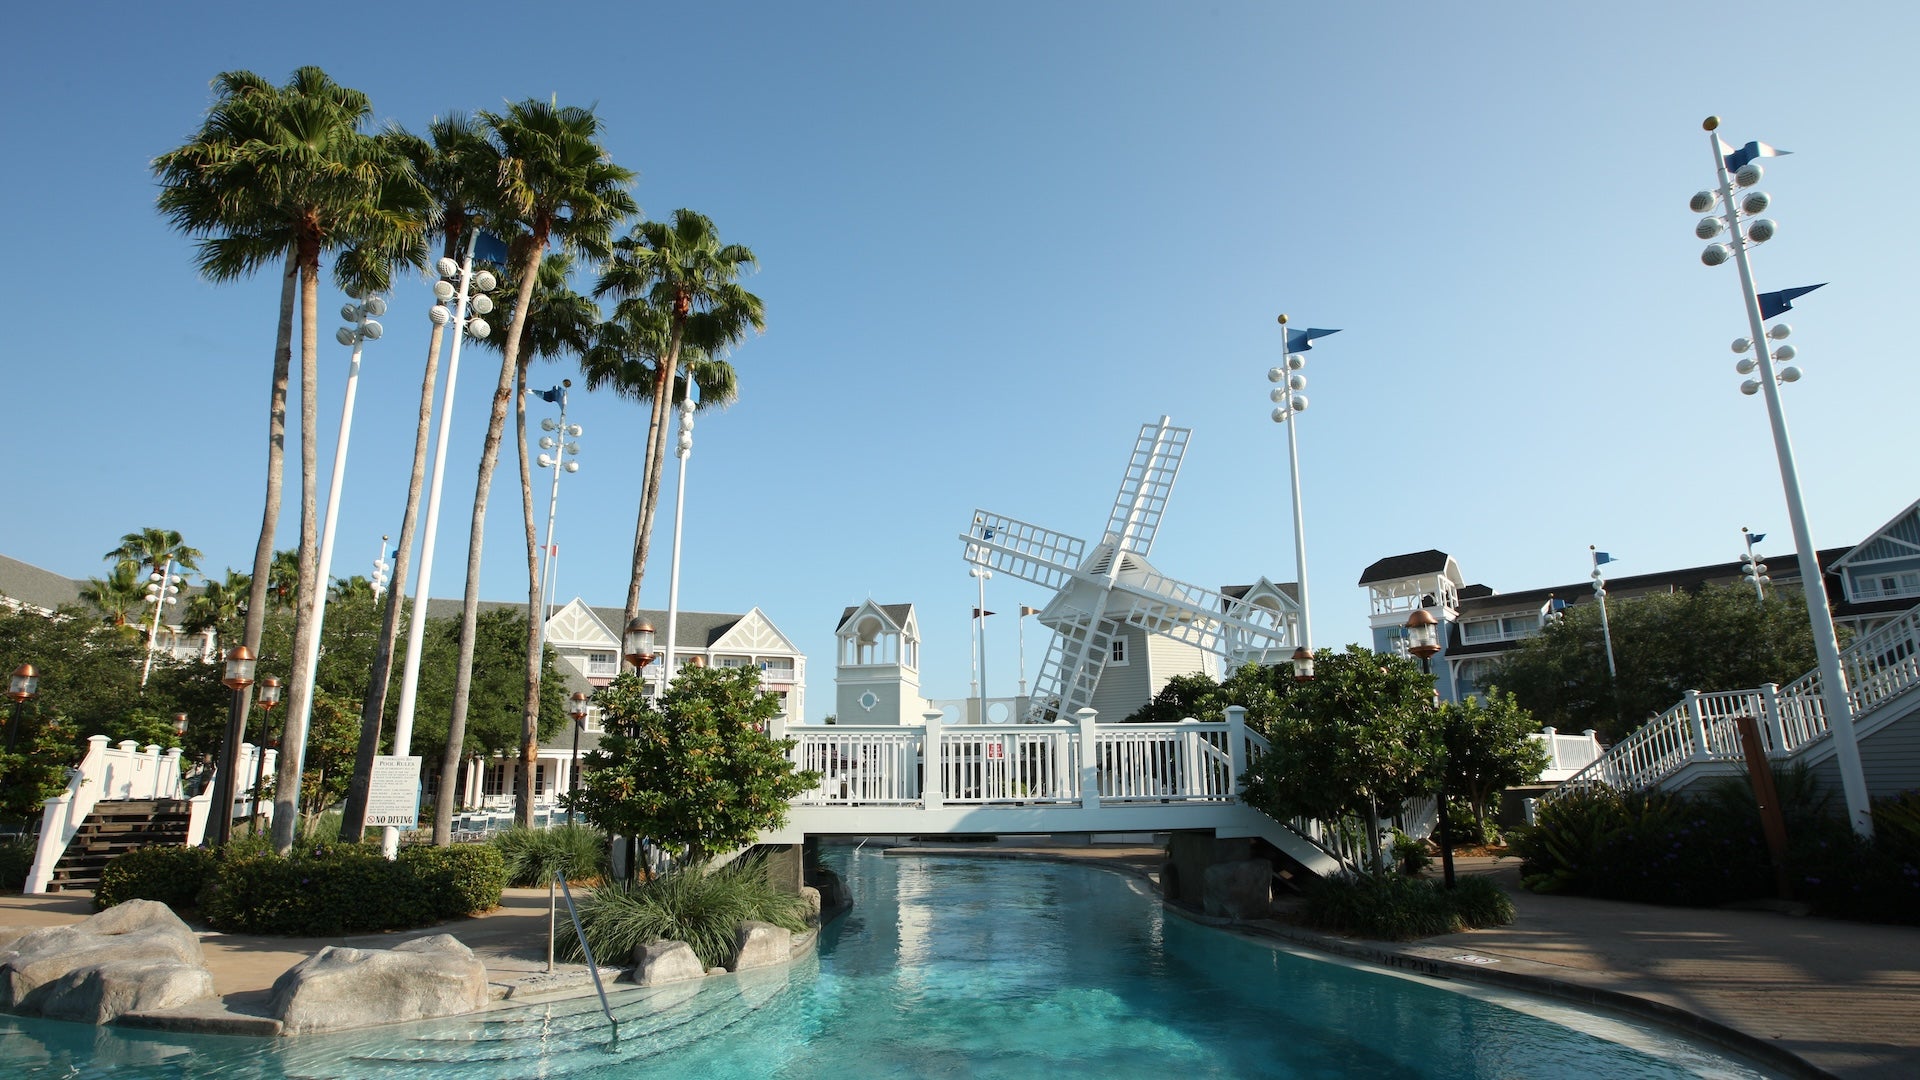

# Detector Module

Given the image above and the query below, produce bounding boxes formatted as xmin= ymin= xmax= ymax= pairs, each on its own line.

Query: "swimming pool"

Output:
xmin=0 ymin=848 xmax=1780 ymax=1078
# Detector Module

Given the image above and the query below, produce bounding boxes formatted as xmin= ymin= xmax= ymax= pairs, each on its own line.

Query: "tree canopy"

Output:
xmin=1493 ymin=584 xmax=1824 ymax=742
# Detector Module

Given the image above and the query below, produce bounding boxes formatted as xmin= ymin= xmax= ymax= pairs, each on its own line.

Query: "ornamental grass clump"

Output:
xmin=567 ymin=857 xmax=807 ymax=969
xmin=492 ymin=824 xmax=609 ymax=887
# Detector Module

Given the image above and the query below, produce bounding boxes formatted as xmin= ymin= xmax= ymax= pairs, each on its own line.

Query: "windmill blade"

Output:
xmin=1024 ymin=608 xmax=1120 ymax=722
xmin=1102 ymin=418 xmax=1189 ymax=557
xmin=961 ymin=510 xmax=1085 ymax=593
xmin=1107 ymin=572 xmax=1295 ymax=655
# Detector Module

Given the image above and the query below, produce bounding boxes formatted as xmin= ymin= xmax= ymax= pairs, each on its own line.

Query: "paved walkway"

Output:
xmin=5 ymin=848 xmax=1918 ymax=1078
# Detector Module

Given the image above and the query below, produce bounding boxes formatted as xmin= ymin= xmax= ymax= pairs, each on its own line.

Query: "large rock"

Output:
xmin=1 ymin=900 xmax=209 ymax=1019
xmin=269 ymin=933 xmax=489 ymax=1035
xmin=729 ymin=921 xmax=791 ymax=972
xmin=629 ymin=940 xmax=704 ymax=986
xmin=36 ymin=958 xmax=216 ymax=1024
xmin=1201 ymin=859 xmax=1273 ymax=921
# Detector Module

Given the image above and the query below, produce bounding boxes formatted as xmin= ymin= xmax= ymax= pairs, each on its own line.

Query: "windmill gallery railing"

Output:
xmin=775 ymin=707 xmax=1369 ymax=874
xmin=1544 ymin=600 xmax=1920 ymax=803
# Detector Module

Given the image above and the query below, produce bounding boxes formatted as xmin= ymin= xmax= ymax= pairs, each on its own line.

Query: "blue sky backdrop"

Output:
xmin=4 ymin=2 xmax=1916 ymax=719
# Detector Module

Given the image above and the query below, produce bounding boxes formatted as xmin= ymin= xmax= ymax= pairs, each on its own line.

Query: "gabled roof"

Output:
xmin=712 ymin=607 xmax=800 ymax=655
xmin=836 ymin=602 xmax=914 ymax=634
xmin=1830 ymin=497 xmax=1920 ymax=570
xmin=1358 ymin=550 xmax=1452 ymax=585
xmin=420 ymin=597 xmax=769 ymax=653
xmin=1221 ymin=580 xmax=1301 ymax=604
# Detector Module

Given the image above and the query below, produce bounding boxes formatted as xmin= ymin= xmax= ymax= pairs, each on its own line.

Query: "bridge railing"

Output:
xmin=1543 ymin=600 xmax=1920 ymax=804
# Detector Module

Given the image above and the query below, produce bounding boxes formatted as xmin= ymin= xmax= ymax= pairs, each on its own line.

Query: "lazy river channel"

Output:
xmin=0 ymin=848 xmax=1782 ymax=1079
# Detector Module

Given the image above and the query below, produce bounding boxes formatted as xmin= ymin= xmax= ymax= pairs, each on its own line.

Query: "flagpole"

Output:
xmin=1589 ymin=546 xmax=1618 ymax=683
xmin=970 ymin=566 xmax=990 ymax=724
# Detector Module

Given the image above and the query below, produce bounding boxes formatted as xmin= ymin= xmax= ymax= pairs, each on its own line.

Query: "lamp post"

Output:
xmin=1268 ymin=317 xmax=1341 ymax=659
xmin=535 ymin=381 xmax=583 ymax=634
xmin=211 ymin=646 xmax=257 ymax=847
xmin=250 ymin=676 xmax=281 ymax=833
xmin=623 ymin=620 xmax=657 ymax=675
xmin=370 ymin=535 xmax=392 ymax=604
xmin=387 ymin=238 xmax=495 ymax=858
xmin=1692 ymin=116 xmax=1870 ymax=837
xmin=1404 ymin=607 xmax=1453 ymax=888
xmin=140 ymin=560 xmax=184 ymax=687
xmin=1589 ymin=547 xmax=1619 ymax=684
xmin=6 ymin=663 xmax=38 ymax=756
xmin=566 ymin=691 xmax=590 ymax=827
xmin=275 ymin=291 xmax=384 ymax=842
xmin=970 ymin=566 xmax=991 ymax=724
xmin=1290 ymin=646 xmax=1316 ymax=682
xmin=659 ymin=389 xmax=695 ymax=695
xmin=1741 ymin=527 xmax=1771 ymax=603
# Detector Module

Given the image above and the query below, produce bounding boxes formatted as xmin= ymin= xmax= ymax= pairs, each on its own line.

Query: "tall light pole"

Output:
xmin=534 ymin=381 xmax=583 ymax=634
xmin=1017 ymin=605 xmax=1040 ymax=697
xmin=140 ymin=560 xmax=184 ymax=686
xmin=276 ymin=292 xmax=384 ymax=843
xmin=370 ymin=535 xmax=392 ymax=604
xmin=6 ymin=663 xmax=38 ymax=757
xmin=1741 ymin=527 xmax=1771 ymax=603
xmin=659 ymin=388 xmax=696 ymax=695
xmin=1589 ymin=547 xmax=1619 ymax=684
xmin=970 ymin=566 xmax=992 ymax=723
xmin=387 ymin=237 xmax=496 ymax=857
xmin=1692 ymin=116 xmax=1870 ymax=838
xmin=1268 ymin=316 xmax=1340 ymax=659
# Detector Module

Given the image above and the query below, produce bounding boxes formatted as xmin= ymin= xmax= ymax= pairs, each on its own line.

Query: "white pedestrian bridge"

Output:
xmin=759 ymin=707 xmax=1357 ymax=878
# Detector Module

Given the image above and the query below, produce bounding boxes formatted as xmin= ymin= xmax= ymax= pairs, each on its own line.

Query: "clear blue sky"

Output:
xmin=5 ymin=3 xmax=1916 ymax=721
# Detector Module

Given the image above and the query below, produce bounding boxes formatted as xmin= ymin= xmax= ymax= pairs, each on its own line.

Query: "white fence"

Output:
xmin=25 ymin=737 xmax=274 ymax=894
xmin=1544 ymin=601 xmax=1920 ymax=804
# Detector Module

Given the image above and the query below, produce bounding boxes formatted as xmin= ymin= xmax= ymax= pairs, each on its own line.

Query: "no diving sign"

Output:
xmin=366 ymin=755 xmax=422 ymax=828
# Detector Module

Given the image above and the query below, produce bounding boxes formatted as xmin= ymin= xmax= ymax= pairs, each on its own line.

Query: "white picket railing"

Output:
xmin=1545 ymin=601 xmax=1920 ymax=804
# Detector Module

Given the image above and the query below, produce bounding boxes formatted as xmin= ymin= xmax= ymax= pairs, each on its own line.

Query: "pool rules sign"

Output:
xmin=366 ymin=755 xmax=423 ymax=829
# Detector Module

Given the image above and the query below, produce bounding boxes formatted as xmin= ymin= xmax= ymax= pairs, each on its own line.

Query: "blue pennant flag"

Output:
xmin=1719 ymin=139 xmax=1790 ymax=172
xmin=1748 ymin=531 xmax=1767 ymax=545
xmin=1285 ymin=327 xmax=1342 ymax=353
xmin=1758 ymin=283 xmax=1826 ymax=321
xmin=538 ymin=385 xmax=566 ymax=405
xmin=1593 ymin=550 xmax=1614 ymax=567
xmin=473 ymin=230 xmax=511 ymax=266
xmin=981 ymin=525 xmax=997 ymax=541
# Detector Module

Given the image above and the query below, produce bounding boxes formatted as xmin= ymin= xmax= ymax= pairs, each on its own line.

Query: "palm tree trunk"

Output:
xmin=516 ymin=360 xmax=542 ymax=830
xmin=622 ymin=326 xmax=684 ymax=644
xmin=210 ymin=252 xmax=296 ymax=844
xmin=338 ymin=315 xmax=446 ymax=840
xmin=438 ymin=244 xmax=545 ymax=844
xmin=273 ymin=245 xmax=325 ymax=855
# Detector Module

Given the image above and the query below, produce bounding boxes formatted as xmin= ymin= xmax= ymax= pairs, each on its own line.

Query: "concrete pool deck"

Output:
xmin=4 ymin=845 xmax=1917 ymax=1078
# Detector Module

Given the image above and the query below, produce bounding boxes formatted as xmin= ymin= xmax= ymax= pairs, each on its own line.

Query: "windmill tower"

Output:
xmin=961 ymin=417 xmax=1300 ymax=722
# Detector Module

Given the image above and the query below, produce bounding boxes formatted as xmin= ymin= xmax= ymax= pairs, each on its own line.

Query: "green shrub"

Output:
xmin=1512 ymin=785 xmax=1770 ymax=905
xmin=0 ymin=836 xmax=34 ymax=892
xmin=95 ymin=845 xmax=219 ymax=911
xmin=195 ymin=841 xmax=503 ymax=935
xmin=568 ymin=856 xmax=807 ymax=968
xmin=1302 ymin=873 xmax=1514 ymax=940
xmin=491 ymin=824 xmax=609 ymax=887
xmin=1389 ymin=830 xmax=1430 ymax=876
xmin=400 ymin=843 xmax=507 ymax=919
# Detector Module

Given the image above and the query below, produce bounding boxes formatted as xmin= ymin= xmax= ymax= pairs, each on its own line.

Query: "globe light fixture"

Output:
xmin=623 ymin=620 xmax=657 ymax=670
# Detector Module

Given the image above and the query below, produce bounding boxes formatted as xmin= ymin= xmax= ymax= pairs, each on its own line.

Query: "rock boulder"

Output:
xmin=629 ymin=940 xmax=705 ymax=986
xmin=0 ymin=899 xmax=211 ymax=1022
xmin=729 ymin=921 xmax=791 ymax=972
xmin=269 ymin=933 xmax=489 ymax=1035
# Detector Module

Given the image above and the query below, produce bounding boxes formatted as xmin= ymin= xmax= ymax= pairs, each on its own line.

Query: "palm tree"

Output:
xmin=79 ymin=563 xmax=147 ymax=628
xmin=267 ymin=549 xmax=302 ymax=609
xmin=154 ymin=66 xmax=428 ymax=854
xmin=580 ymin=299 xmax=739 ymax=633
xmin=183 ymin=570 xmax=251 ymax=636
xmin=339 ymin=114 xmax=498 ymax=842
xmin=594 ymin=210 xmax=764 ymax=638
xmin=106 ymin=528 xmax=203 ymax=577
xmin=438 ymin=100 xmax=635 ymax=844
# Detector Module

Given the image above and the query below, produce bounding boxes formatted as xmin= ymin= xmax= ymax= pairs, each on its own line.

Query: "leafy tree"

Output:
xmin=1493 ymin=584 xmax=1823 ymax=743
xmin=1437 ymin=689 xmax=1550 ymax=843
xmin=409 ymin=608 xmax=570 ymax=775
xmin=1240 ymin=646 xmax=1441 ymax=867
xmin=594 ymin=210 xmax=763 ymax=638
xmin=568 ymin=666 xmax=818 ymax=870
xmin=439 ymin=99 xmax=635 ymax=845
xmin=183 ymin=570 xmax=250 ymax=635
xmin=1121 ymin=661 xmax=1302 ymax=733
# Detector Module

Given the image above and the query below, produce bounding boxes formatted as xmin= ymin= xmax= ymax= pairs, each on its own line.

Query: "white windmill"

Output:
xmin=961 ymin=417 xmax=1301 ymax=723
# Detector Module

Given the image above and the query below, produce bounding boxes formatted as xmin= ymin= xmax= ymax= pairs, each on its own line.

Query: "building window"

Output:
xmin=761 ymin=658 xmax=795 ymax=682
xmin=586 ymin=651 xmax=617 ymax=676
xmin=859 ymin=691 xmax=878 ymax=711
xmin=1109 ymin=638 xmax=1129 ymax=665
xmin=715 ymin=655 xmax=750 ymax=669
xmin=483 ymin=763 xmax=510 ymax=797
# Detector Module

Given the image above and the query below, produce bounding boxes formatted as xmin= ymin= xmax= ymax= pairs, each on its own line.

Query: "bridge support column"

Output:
xmin=1225 ymin=706 xmax=1248 ymax=790
xmin=1759 ymin=683 xmax=1786 ymax=756
xmin=1076 ymin=708 xmax=1100 ymax=810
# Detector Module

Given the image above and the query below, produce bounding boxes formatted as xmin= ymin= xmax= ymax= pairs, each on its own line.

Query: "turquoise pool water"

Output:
xmin=1 ymin=849 xmax=1778 ymax=1078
